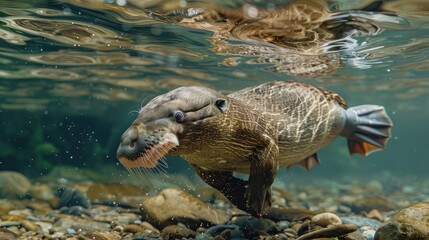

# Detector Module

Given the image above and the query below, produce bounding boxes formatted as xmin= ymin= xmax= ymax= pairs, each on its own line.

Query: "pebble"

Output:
xmin=140 ymin=221 xmax=160 ymax=234
xmin=161 ymin=225 xmax=196 ymax=239
xmin=361 ymin=226 xmax=376 ymax=240
xmin=0 ymin=221 xmax=21 ymax=227
xmin=85 ymin=231 xmax=121 ymax=240
xmin=231 ymin=215 xmax=279 ymax=236
xmin=296 ymin=223 xmax=358 ymax=240
xmin=366 ymin=209 xmax=383 ymax=221
xmin=124 ymin=224 xmax=147 ymax=234
xmin=311 ymin=212 xmax=342 ymax=227
xmin=0 ymin=228 xmax=18 ymax=240
xmin=54 ymin=217 xmax=111 ymax=232
xmin=277 ymin=220 xmax=290 ymax=231
xmin=36 ymin=221 xmax=52 ymax=233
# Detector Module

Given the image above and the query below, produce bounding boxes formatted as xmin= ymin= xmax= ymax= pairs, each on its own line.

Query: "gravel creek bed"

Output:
xmin=0 ymin=169 xmax=428 ymax=240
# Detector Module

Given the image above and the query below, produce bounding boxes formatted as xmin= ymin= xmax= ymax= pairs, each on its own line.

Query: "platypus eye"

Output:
xmin=215 ymin=98 xmax=227 ymax=112
xmin=174 ymin=110 xmax=185 ymax=122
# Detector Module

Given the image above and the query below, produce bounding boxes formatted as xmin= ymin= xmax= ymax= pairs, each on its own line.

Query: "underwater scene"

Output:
xmin=1 ymin=0 xmax=429 ymax=239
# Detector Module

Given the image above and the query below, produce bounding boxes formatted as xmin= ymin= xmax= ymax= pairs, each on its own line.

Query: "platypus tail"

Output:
xmin=340 ymin=105 xmax=393 ymax=156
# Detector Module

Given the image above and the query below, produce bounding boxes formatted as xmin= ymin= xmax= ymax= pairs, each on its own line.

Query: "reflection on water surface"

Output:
xmin=0 ymin=0 xmax=428 ymax=112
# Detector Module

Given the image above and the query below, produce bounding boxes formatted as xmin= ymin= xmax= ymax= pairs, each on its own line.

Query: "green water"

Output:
xmin=0 ymin=0 xmax=428 ymax=181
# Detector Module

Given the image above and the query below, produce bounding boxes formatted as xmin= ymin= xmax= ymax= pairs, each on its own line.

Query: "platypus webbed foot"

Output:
xmin=341 ymin=104 xmax=393 ymax=156
xmin=192 ymin=165 xmax=268 ymax=216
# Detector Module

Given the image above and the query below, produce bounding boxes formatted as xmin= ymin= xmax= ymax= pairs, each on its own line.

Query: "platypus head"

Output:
xmin=116 ymin=86 xmax=228 ymax=169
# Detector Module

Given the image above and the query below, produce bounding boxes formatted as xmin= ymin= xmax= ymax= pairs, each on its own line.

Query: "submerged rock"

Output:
xmin=296 ymin=223 xmax=358 ymax=240
xmin=349 ymin=196 xmax=396 ymax=213
xmin=231 ymin=215 xmax=279 ymax=236
xmin=374 ymin=202 xmax=429 ymax=240
xmin=161 ymin=225 xmax=196 ymax=240
xmin=27 ymin=183 xmax=55 ymax=201
xmin=139 ymin=188 xmax=228 ymax=229
xmin=56 ymin=187 xmax=90 ymax=209
xmin=54 ymin=216 xmax=111 ymax=232
xmin=0 ymin=171 xmax=32 ymax=199
xmin=0 ymin=228 xmax=18 ymax=240
xmin=311 ymin=212 xmax=342 ymax=227
xmin=197 ymin=224 xmax=244 ymax=239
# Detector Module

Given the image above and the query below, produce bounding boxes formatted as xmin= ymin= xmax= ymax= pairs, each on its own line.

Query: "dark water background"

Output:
xmin=0 ymin=0 xmax=428 ymax=184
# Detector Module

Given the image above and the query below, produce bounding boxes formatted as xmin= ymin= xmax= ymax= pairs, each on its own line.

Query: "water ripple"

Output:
xmin=2 ymin=16 xmax=132 ymax=50
xmin=0 ymin=0 xmax=428 ymax=111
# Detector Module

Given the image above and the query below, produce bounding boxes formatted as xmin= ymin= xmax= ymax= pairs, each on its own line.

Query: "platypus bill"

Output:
xmin=117 ymin=81 xmax=393 ymax=217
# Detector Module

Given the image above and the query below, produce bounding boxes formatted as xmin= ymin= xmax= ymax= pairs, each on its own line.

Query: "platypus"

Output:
xmin=117 ymin=81 xmax=393 ymax=216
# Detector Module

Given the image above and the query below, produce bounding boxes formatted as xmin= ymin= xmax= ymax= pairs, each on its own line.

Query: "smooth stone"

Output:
xmin=374 ymin=202 xmax=429 ymax=240
xmin=0 ymin=200 xmax=17 ymax=215
xmin=231 ymin=215 xmax=279 ymax=236
xmin=5 ymin=226 xmax=19 ymax=235
xmin=284 ymin=227 xmax=297 ymax=236
xmin=347 ymin=229 xmax=367 ymax=240
xmin=51 ymin=232 xmax=66 ymax=238
xmin=0 ymin=221 xmax=21 ymax=228
xmin=0 ymin=171 xmax=32 ymax=199
xmin=366 ymin=209 xmax=383 ymax=221
xmin=200 ymin=224 xmax=243 ymax=239
xmin=0 ymin=228 xmax=18 ymax=240
xmin=54 ymin=217 xmax=111 ymax=232
xmin=362 ymin=227 xmax=376 ymax=240
xmin=161 ymin=225 xmax=196 ymax=240
xmin=35 ymin=221 xmax=52 ymax=233
xmin=123 ymin=224 xmax=147 ymax=234
xmin=341 ymin=217 xmax=382 ymax=229
xmin=85 ymin=231 xmax=121 ymax=240
xmin=264 ymin=208 xmax=315 ymax=222
xmin=140 ymin=221 xmax=160 ymax=235
xmin=139 ymin=188 xmax=228 ymax=229
xmin=349 ymin=196 xmax=396 ymax=213
xmin=311 ymin=212 xmax=342 ymax=227
xmin=27 ymin=183 xmax=55 ymax=201
xmin=277 ymin=221 xmax=291 ymax=231
xmin=295 ymin=224 xmax=358 ymax=240
xmin=20 ymin=219 xmax=42 ymax=232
